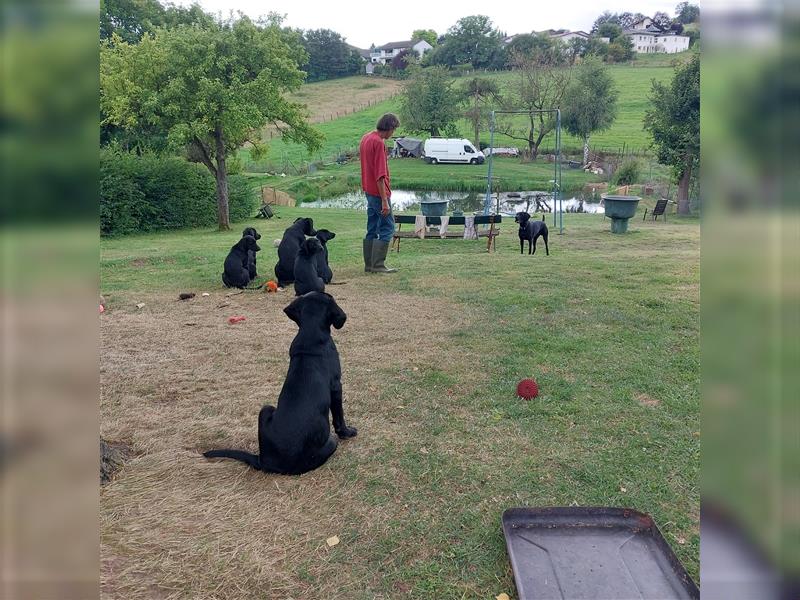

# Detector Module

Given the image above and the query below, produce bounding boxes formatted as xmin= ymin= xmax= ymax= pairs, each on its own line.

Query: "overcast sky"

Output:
xmin=172 ymin=0 xmax=685 ymax=49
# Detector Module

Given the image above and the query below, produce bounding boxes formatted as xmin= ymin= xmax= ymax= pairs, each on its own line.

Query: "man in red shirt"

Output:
xmin=360 ymin=113 xmax=399 ymax=273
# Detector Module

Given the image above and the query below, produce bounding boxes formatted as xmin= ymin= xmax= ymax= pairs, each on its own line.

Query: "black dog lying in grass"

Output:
xmin=203 ymin=292 xmax=357 ymax=475
xmin=294 ymin=238 xmax=326 ymax=296
xmin=274 ymin=218 xmax=316 ymax=287
xmin=222 ymin=235 xmax=261 ymax=288
xmin=242 ymin=227 xmax=261 ymax=280
xmin=314 ymin=229 xmax=335 ymax=284
xmin=515 ymin=212 xmax=549 ymax=256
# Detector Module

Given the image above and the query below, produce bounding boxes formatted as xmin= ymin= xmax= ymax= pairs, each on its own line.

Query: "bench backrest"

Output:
xmin=394 ymin=214 xmax=502 ymax=226
xmin=653 ymin=197 xmax=669 ymax=215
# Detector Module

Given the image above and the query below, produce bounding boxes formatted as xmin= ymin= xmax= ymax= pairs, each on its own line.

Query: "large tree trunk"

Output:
xmin=677 ymin=157 xmax=693 ymax=215
xmin=583 ymin=136 xmax=590 ymax=166
xmin=214 ymin=126 xmax=230 ymax=231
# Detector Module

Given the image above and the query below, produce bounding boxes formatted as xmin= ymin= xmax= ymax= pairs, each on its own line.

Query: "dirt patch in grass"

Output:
xmin=101 ymin=284 xmax=475 ymax=598
xmin=635 ymin=392 xmax=661 ymax=407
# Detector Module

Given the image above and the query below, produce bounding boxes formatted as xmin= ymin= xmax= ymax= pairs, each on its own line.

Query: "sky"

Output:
xmin=172 ymin=0 xmax=685 ymax=49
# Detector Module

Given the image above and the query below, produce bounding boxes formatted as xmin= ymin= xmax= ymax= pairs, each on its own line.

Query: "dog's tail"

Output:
xmin=203 ymin=449 xmax=261 ymax=469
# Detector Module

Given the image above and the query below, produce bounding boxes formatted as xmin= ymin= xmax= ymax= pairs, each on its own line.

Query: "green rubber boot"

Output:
xmin=371 ymin=240 xmax=397 ymax=273
xmin=363 ymin=239 xmax=374 ymax=272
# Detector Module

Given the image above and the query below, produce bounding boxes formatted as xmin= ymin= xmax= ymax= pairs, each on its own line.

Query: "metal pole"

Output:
xmin=557 ymin=109 xmax=563 ymax=235
xmin=483 ymin=111 xmax=496 ymax=215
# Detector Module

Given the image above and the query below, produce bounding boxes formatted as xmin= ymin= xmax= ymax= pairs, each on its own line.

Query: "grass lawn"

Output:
xmin=101 ymin=206 xmax=699 ymax=598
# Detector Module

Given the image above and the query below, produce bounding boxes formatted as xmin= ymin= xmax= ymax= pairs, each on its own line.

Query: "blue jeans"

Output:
xmin=365 ymin=193 xmax=395 ymax=242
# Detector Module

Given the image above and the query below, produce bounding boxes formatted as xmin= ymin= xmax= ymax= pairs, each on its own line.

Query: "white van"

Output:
xmin=423 ymin=138 xmax=485 ymax=165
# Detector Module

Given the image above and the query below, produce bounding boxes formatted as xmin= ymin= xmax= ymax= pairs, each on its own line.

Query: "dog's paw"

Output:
xmin=336 ymin=426 xmax=357 ymax=439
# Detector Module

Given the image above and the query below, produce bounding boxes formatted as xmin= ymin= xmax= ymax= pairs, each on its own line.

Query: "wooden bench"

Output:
xmin=391 ymin=214 xmax=502 ymax=253
xmin=643 ymin=197 xmax=669 ymax=222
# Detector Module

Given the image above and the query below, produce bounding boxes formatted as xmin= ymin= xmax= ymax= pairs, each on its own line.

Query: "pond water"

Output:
xmin=303 ymin=190 xmax=604 ymax=214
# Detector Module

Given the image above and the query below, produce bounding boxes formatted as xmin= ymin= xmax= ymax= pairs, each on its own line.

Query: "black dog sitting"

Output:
xmin=242 ymin=227 xmax=261 ymax=280
xmin=294 ymin=238 xmax=325 ymax=296
xmin=274 ymin=218 xmax=316 ymax=287
xmin=515 ymin=212 xmax=549 ymax=256
xmin=203 ymin=292 xmax=357 ymax=474
xmin=222 ymin=235 xmax=261 ymax=288
xmin=314 ymin=229 xmax=336 ymax=284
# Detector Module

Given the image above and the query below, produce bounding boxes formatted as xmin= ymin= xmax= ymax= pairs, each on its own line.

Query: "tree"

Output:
xmin=101 ymin=14 xmax=322 ymax=230
xmin=399 ymin=66 xmax=462 ymax=136
xmin=301 ymin=29 xmax=361 ymax=81
xmin=500 ymin=51 xmax=571 ymax=159
xmin=597 ymin=22 xmax=623 ymax=41
xmin=562 ymin=58 xmax=618 ymax=165
xmin=100 ymin=0 xmax=214 ymax=43
xmin=605 ymin=35 xmax=634 ymax=63
xmin=460 ymin=77 xmax=502 ymax=147
xmin=411 ymin=29 xmax=437 ymax=47
xmin=675 ymin=2 xmax=700 ymax=24
xmin=652 ymin=11 xmax=673 ymax=31
xmin=505 ymin=32 xmax=559 ymax=65
xmin=644 ymin=53 xmax=699 ymax=214
xmin=433 ymin=15 xmax=505 ymax=69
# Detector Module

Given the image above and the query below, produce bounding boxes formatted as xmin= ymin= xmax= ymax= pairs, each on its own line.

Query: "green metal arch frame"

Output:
xmin=483 ymin=109 xmax=564 ymax=234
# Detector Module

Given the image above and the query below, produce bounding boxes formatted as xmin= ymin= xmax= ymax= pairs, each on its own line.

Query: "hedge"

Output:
xmin=101 ymin=150 xmax=257 ymax=236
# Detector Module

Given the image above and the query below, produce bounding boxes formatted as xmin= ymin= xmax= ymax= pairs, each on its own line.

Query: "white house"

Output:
xmin=550 ymin=30 xmax=610 ymax=44
xmin=369 ymin=40 xmax=433 ymax=64
xmin=624 ymin=28 xmax=690 ymax=53
xmin=631 ymin=16 xmax=653 ymax=30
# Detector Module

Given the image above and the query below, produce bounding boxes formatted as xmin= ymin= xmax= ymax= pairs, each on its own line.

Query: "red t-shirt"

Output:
xmin=360 ymin=131 xmax=391 ymax=199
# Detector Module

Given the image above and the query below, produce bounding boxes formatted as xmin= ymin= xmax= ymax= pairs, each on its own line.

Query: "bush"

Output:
xmin=612 ymin=159 xmax=642 ymax=185
xmin=101 ymin=150 xmax=257 ymax=236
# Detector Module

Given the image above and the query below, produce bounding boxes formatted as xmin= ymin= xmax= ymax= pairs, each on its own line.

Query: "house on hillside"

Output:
xmin=549 ymin=30 xmax=610 ymax=44
xmin=624 ymin=26 xmax=690 ymax=53
xmin=369 ymin=40 xmax=433 ymax=64
xmin=631 ymin=16 xmax=653 ymax=30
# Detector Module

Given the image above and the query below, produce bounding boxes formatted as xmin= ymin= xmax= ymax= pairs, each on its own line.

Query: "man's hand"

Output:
xmin=381 ymin=201 xmax=390 ymax=216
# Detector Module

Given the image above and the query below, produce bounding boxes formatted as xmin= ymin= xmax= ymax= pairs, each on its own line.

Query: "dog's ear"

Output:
xmin=283 ymin=296 xmax=304 ymax=325
xmin=303 ymin=218 xmax=317 ymax=237
xmin=325 ymin=295 xmax=347 ymax=329
xmin=235 ymin=237 xmax=250 ymax=251
xmin=250 ymin=237 xmax=261 ymax=252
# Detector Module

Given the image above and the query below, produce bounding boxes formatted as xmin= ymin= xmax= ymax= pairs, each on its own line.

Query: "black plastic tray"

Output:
xmin=502 ymin=507 xmax=699 ymax=600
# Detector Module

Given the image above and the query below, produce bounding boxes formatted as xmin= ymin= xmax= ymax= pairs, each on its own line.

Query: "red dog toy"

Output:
xmin=228 ymin=315 xmax=246 ymax=324
xmin=266 ymin=280 xmax=278 ymax=293
xmin=516 ymin=378 xmax=539 ymax=400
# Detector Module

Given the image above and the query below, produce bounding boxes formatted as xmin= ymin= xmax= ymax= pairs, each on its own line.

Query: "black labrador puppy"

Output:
xmin=222 ymin=235 xmax=261 ymax=288
xmin=242 ymin=227 xmax=262 ymax=280
xmin=515 ymin=212 xmax=549 ymax=256
xmin=274 ymin=218 xmax=316 ymax=287
xmin=203 ymin=292 xmax=357 ymax=474
xmin=294 ymin=238 xmax=325 ymax=296
xmin=314 ymin=229 xmax=336 ymax=284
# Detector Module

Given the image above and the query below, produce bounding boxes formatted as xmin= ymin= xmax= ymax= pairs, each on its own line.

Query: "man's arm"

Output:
xmin=376 ymin=177 xmax=390 ymax=216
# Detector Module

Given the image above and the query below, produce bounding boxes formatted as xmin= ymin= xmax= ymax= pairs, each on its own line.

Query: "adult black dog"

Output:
xmin=314 ymin=229 xmax=336 ymax=284
xmin=242 ymin=227 xmax=261 ymax=280
xmin=203 ymin=292 xmax=357 ymax=474
xmin=294 ymin=238 xmax=325 ymax=296
xmin=515 ymin=212 xmax=549 ymax=256
xmin=274 ymin=218 xmax=316 ymax=287
xmin=222 ymin=235 xmax=261 ymax=288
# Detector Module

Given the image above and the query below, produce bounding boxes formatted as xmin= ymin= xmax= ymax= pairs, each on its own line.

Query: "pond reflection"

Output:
xmin=303 ymin=190 xmax=604 ymax=214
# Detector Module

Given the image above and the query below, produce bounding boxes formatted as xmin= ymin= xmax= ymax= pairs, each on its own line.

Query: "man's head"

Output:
xmin=376 ymin=113 xmax=399 ymax=139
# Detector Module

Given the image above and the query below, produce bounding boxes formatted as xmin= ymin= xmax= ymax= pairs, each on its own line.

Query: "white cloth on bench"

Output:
xmin=438 ymin=216 xmax=449 ymax=238
xmin=414 ymin=215 xmax=426 ymax=239
xmin=463 ymin=215 xmax=477 ymax=240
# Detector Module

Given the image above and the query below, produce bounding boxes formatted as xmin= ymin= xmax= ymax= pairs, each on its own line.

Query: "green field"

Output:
xmin=101 ymin=206 xmax=699 ymax=598
xmin=241 ymin=57 xmax=687 ymax=173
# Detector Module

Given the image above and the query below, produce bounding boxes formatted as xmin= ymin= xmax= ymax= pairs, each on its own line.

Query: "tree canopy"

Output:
xmin=101 ymin=14 xmax=322 ymax=229
xmin=411 ymin=29 xmax=438 ymax=47
xmin=430 ymin=15 xmax=505 ymax=69
xmin=675 ymin=2 xmax=700 ymax=24
xmin=300 ymin=29 xmax=362 ymax=81
xmin=399 ymin=66 xmax=462 ymax=137
xmin=644 ymin=53 xmax=700 ymax=214
xmin=562 ymin=58 xmax=618 ymax=164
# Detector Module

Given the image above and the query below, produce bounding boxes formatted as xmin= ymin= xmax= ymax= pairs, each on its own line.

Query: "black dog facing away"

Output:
xmin=294 ymin=238 xmax=326 ymax=296
xmin=274 ymin=218 xmax=316 ymax=287
xmin=515 ymin=212 xmax=549 ymax=256
xmin=222 ymin=235 xmax=261 ymax=288
xmin=203 ymin=292 xmax=357 ymax=475
xmin=314 ymin=229 xmax=336 ymax=284
xmin=242 ymin=227 xmax=261 ymax=280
